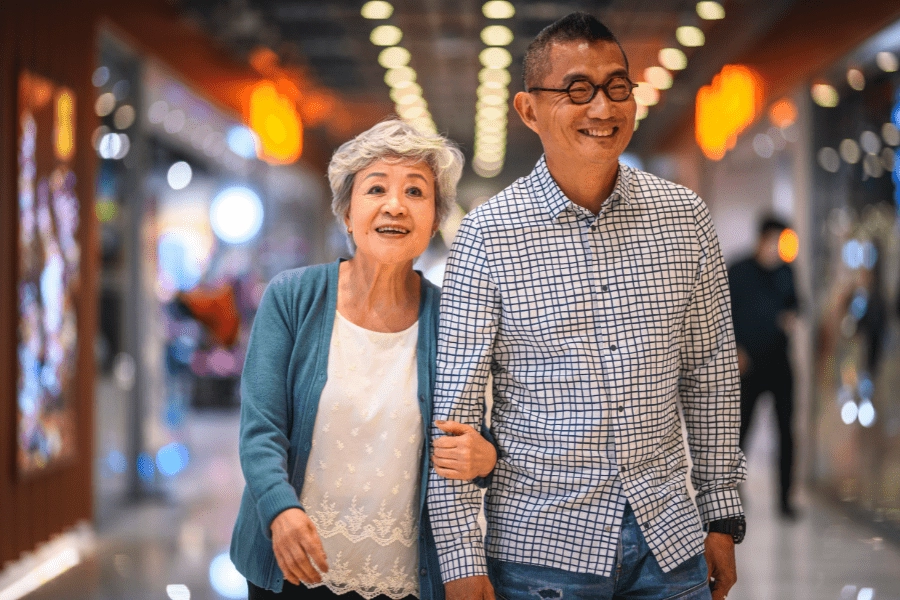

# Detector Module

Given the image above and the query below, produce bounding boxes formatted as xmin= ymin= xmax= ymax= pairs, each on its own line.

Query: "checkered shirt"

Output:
xmin=427 ymin=156 xmax=747 ymax=582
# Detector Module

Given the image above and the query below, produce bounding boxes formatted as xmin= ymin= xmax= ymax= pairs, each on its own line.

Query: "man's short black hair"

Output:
xmin=522 ymin=12 xmax=629 ymax=89
xmin=759 ymin=216 xmax=790 ymax=237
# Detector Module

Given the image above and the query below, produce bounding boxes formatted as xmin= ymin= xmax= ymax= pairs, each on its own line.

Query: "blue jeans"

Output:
xmin=488 ymin=505 xmax=711 ymax=600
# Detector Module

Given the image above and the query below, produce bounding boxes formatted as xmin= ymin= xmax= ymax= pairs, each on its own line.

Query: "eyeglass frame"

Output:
xmin=526 ymin=76 xmax=637 ymax=104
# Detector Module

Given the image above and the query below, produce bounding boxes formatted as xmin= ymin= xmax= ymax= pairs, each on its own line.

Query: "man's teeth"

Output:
xmin=581 ymin=128 xmax=615 ymax=137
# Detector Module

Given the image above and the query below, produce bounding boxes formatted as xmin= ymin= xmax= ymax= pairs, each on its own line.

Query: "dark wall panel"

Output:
xmin=0 ymin=1 xmax=99 ymax=565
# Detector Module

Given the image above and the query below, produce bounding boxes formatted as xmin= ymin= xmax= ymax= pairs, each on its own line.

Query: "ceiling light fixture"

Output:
xmin=644 ymin=66 xmax=673 ymax=90
xmin=676 ymin=26 xmax=705 ymax=47
xmin=361 ymin=1 xmax=394 ymax=19
xmin=482 ymin=0 xmax=515 ymax=19
xmin=481 ymin=25 xmax=514 ymax=46
xmin=370 ymin=25 xmax=402 ymax=46
xmin=696 ymin=1 xmax=725 ymax=20
xmin=659 ymin=47 xmax=688 ymax=71
xmin=378 ymin=46 xmax=411 ymax=69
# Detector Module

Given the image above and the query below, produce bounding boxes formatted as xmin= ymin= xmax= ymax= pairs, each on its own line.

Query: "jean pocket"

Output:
xmin=663 ymin=579 xmax=711 ymax=600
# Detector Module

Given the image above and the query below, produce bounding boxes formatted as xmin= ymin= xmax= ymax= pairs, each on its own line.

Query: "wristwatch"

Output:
xmin=706 ymin=516 xmax=746 ymax=544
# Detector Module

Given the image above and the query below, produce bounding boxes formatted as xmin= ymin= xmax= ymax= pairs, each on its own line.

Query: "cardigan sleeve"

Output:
xmin=238 ymin=277 xmax=304 ymax=539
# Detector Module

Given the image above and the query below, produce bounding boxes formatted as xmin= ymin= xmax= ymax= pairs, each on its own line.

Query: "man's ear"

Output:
xmin=513 ymin=91 xmax=541 ymax=136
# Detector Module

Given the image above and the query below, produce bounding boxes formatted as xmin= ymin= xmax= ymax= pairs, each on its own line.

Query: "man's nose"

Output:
xmin=584 ymin=90 xmax=615 ymax=118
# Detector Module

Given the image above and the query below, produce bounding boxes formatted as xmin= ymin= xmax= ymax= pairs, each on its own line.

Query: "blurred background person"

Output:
xmin=728 ymin=217 xmax=800 ymax=519
xmin=230 ymin=120 xmax=497 ymax=600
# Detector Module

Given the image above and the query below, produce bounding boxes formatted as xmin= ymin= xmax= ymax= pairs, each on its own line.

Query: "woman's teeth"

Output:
xmin=375 ymin=227 xmax=409 ymax=234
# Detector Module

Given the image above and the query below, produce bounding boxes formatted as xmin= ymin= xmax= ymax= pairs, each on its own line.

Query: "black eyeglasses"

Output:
xmin=527 ymin=76 xmax=636 ymax=104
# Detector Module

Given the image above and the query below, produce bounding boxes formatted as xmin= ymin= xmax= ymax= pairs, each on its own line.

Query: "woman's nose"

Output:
xmin=383 ymin=192 xmax=407 ymax=214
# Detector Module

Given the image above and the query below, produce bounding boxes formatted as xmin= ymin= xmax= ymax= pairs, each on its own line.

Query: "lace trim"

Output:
xmin=307 ymin=554 xmax=419 ymax=600
xmin=308 ymin=494 xmax=418 ymax=547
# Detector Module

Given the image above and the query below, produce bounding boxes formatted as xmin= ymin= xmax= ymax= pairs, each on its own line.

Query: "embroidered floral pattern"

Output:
xmin=299 ymin=311 xmax=423 ymax=598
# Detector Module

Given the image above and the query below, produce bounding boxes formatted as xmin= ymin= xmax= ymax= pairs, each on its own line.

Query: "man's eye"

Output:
xmin=569 ymin=83 xmax=592 ymax=93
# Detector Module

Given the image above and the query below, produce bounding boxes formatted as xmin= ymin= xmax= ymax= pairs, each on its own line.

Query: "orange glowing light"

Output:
xmin=695 ymin=65 xmax=763 ymax=160
xmin=778 ymin=228 xmax=799 ymax=263
xmin=54 ymin=90 xmax=75 ymax=161
xmin=248 ymin=82 xmax=303 ymax=164
xmin=768 ymin=98 xmax=797 ymax=129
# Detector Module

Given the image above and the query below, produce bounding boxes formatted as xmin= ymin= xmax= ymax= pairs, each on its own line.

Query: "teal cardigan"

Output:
xmin=230 ymin=260 xmax=445 ymax=598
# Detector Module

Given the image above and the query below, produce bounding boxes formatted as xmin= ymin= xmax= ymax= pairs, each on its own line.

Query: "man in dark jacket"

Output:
xmin=728 ymin=217 xmax=799 ymax=519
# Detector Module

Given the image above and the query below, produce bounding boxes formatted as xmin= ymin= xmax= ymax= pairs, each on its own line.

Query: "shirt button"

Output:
xmin=420 ymin=568 xmax=428 ymax=576
xmin=605 ymin=525 xmax=612 ymax=532
xmin=617 ymin=405 xmax=624 ymax=412
xmin=601 ymin=284 xmax=609 ymax=292
xmin=610 ymin=344 xmax=618 ymax=351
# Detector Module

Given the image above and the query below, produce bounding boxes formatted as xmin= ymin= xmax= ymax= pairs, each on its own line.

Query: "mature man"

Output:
xmin=728 ymin=217 xmax=799 ymax=519
xmin=427 ymin=12 xmax=746 ymax=600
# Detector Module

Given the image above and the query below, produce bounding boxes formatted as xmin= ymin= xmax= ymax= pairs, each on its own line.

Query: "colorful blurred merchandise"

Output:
xmin=177 ymin=285 xmax=241 ymax=347
xmin=16 ymin=71 xmax=80 ymax=475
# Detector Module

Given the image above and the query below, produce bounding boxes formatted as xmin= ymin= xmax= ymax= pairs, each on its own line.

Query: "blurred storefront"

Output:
xmin=642 ymin=5 xmax=900 ymax=543
xmin=807 ymin=22 xmax=900 ymax=539
xmin=1 ymin=0 xmax=374 ymax=575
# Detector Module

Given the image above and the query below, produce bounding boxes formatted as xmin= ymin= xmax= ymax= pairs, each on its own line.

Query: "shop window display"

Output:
xmin=811 ymin=38 xmax=900 ymax=535
xmin=17 ymin=71 xmax=80 ymax=475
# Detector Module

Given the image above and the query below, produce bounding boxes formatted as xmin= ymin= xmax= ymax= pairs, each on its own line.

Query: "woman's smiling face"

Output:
xmin=345 ymin=159 xmax=437 ymax=265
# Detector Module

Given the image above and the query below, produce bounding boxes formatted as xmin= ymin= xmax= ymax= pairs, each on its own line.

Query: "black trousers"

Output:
xmin=739 ymin=361 xmax=794 ymax=510
xmin=247 ymin=580 xmax=416 ymax=600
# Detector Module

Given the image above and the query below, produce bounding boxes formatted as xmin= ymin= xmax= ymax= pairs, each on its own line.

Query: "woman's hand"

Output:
xmin=432 ymin=420 xmax=497 ymax=480
xmin=270 ymin=508 xmax=328 ymax=585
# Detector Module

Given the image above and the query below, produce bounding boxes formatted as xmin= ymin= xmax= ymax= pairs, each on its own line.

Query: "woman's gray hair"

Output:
xmin=328 ymin=119 xmax=464 ymax=226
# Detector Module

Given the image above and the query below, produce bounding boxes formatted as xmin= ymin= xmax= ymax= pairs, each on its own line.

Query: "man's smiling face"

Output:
xmin=519 ymin=39 xmax=636 ymax=168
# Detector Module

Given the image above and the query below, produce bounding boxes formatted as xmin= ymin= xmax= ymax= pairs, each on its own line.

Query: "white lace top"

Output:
xmin=300 ymin=311 xmax=422 ymax=599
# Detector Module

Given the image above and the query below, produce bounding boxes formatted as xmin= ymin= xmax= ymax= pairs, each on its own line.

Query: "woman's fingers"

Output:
xmin=300 ymin=524 xmax=329 ymax=574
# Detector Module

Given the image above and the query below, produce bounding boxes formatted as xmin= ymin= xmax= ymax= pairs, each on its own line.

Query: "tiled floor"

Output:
xmin=16 ymin=407 xmax=900 ymax=600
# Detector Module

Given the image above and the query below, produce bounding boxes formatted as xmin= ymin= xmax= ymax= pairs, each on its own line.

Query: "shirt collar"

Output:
xmin=530 ymin=155 xmax=633 ymax=221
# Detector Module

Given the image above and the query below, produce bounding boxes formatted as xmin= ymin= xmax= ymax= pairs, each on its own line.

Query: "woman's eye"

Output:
xmin=406 ymin=187 xmax=423 ymax=197
xmin=367 ymin=185 xmax=385 ymax=194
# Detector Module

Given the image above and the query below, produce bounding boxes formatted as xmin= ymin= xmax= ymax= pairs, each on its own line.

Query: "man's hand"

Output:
xmin=445 ymin=575 xmax=496 ymax=600
xmin=704 ymin=532 xmax=737 ymax=600
xmin=270 ymin=508 xmax=328 ymax=586
xmin=736 ymin=347 xmax=751 ymax=377
xmin=433 ymin=420 xmax=498 ymax=480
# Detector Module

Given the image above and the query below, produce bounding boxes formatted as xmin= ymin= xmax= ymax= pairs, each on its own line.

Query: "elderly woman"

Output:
xmin=230 ymin=120 xmax=496 ymax=600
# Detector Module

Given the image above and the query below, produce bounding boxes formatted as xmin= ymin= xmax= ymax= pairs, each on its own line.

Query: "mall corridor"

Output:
xmin=2 ymin=0 xmax=900 ymax=599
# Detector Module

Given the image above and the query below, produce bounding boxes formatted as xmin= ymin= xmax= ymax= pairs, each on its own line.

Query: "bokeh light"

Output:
xmin=156 ymin=442 xmax=190 ymax=477
xmin=166 ymin=584 xmax=191 ymax=600
xmin=480 ymin=47 xmax=512 ymax=69
xmin=847 ymin=68 xmax=865 ymax=91
xmin=208 ymin=552 xmax=247 ymax=599
xmin=210 ymin=186 xmax=264 ymax=244
xmin=482 ymin=0 xmax=515 ymax=19
xmin=811 ymin=83 xmax=839 ymax=108
xmin=876 ymin=51 xmax=898 ymax=73
xmin=659 ymin=47 xmax=688 ymax=71
xmin=633 ymin=82 xmax=660 ymax=106
xmin=370 ymin=25 xmax=402 ymax=46
xmin=481 ymin=25 xmax=513 ymax=46
xmin=696 ymin=1 xmax=725 ymax=20
xmin=226 ymin=125 xmax=258 ymax=158
xmin=361 ymin=0 xmax=393 ymax=19
xmin=166 ymin=162 xmax=193 ymax=190
xmin=778 ymin=228 xmax=799 ymax=262
xmin=645 ymin=66 xmax=673 ymax=90
xmin=676 ymin=26 xmax=705 ymax=47
xmin=378 ymin=46 xmax=411 ymax=69
xmin=769 ymin=98 xmax=797 ymax=129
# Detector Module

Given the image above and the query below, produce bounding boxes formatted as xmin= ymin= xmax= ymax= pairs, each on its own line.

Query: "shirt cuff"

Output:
xmin=256 ymin=482 xmax=303 ymax=540
xmin=436 ymin=542 xmax=489 ymax=583
xmin=695 ymin=487 xmax=744 ymax=525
